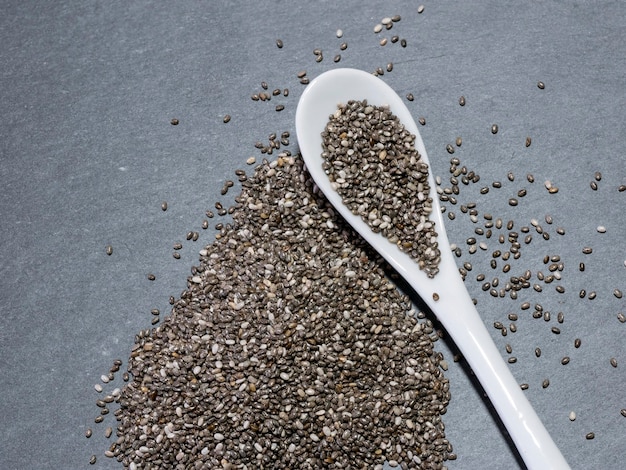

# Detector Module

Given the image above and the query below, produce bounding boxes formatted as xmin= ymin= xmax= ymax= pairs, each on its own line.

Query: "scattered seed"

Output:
xmin=525 ymin=137 xmax=532 ymax=147
xmin=459 ymin=96 xmax=466 ymax=106
xmin=276 ymin=39 xmax=283 ymax=48
xmin=105 ymin=245 xmax=113 ymax=256
xmin=491 ymin=124 xmax=498 ymax=134
xmin=586 ymin=432 xmax=595 ymax=440
xmin=170 ymin=118 xmax=179 ymax=126
xmin=610 ymin=357 xmax=618 ymax=368
xmin=542 ymin=379 xmax=550 ymax=388
xmin=614 ymin=289 xmax=623 ymax=299
xmin=561 ymin=356 xmax=570 ymax=365
xmin=223 ymin=115 xmax=231 ymax=123
xmin=537 ymin=81 xmax=545 ymax=89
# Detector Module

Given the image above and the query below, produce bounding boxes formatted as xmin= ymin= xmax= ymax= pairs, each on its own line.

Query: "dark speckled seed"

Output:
xmin=85 ymin=428 xmax=92 ymax=438
xmin=520 ymin=383 xmax=529 ymax=390
xmin=590 ymin=181 xmax=598 ymax=191
xmin=491 ymin=124 xmax=498 ymax=134
xmin=610 ymin=357 xmax=618 ymax=368
xmin=542 ymin=378 xmax=550 ymax=388
xmin=106 ymin=245 xmax=113 ymax=256
xmin=418 ymin=117 xmax=426 ymax=125
xmin=406 ymin=93 xmax=414 ymax=101
xmin=551 ymin=327 xmax=561 ymax=334
xmin=561 ymin=356 xmax=570 ymax=365
xmin=276 ymin=39 xmax=283 ymax=48
xmin=459 ymin=96 xmax=466 ymax=106
xmin=147 ymin=273 xmax=155 ymax=281
xmin=582 ymin=246 xmax=593 ymax=254
xmin=170 ymin=118 xmax=179 ymax=125
xmin=223 ymin=115 xmax=231 ymax=123
xmin=525 ymin=137 xmax=532 ymax=147
xmin=535 ymin=348 xmax=541 ymax=357
xmin=537 ymin=81 xmax=545 ymax=89
xmin=586 ymin=432 xmax=595 ymax=440
xmin=89 ymin=455 xmax=97 ymax=465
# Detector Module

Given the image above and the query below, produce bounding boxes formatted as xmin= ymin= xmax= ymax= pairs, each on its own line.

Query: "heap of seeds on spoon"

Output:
xmin=321 ymin=100 xmax=441 ymax=278
xmin=88 ymin=8 xmax=625 ymax=469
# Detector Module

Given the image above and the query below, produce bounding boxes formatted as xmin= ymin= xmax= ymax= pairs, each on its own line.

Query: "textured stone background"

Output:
xmin=1 ymin=1 xmax=624 ymax=469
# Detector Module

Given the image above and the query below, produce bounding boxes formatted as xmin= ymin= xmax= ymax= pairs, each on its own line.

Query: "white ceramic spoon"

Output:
xmin=295 ymin=68 xmax=570 ymax=470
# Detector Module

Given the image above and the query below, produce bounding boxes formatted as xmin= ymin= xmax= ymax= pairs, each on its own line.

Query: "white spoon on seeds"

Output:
xmin=295 ymin=68 xmax=570 ymax=470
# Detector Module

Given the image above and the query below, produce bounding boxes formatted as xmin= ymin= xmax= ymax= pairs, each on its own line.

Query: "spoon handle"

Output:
xmin=418 ymin=265 xmax=571 ymax=470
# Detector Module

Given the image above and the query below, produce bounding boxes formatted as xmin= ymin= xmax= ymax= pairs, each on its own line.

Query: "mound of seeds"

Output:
xmin=111 ymin=155 xmax=452 ymax=469
xmin=321 ymin=100 xmax=441 ymax=278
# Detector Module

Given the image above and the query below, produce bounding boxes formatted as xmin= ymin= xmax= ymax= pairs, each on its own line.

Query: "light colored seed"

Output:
xmin=617 ymin=312 xmax=626 ymax=323
xmin=569 ymin=411 xmax=576 ymax=421
xmin=94 ymin=384 xmax=103 ymax=393
xmin=459 ymin=96 xmax=466 ymax=106
xmin=621 ymin=409 xmax=626 ymax=418
xmin=105 ymin=427 xmax=112 ymax=438
xmin=336 ymin=29 xmax=343 ymax=38
xmin=374 ymin=24 xmax=383 ymax=33
xmin=614 ymin=289 xmax=623 ymax=299
xmin=582 ymin=246 xmax=593 ymax=254
xmin=610 ymin=357 xmax=618 ymax=368
xmin=85 ymin=428 xmax=92 ymax=438
xmin=418 ymin=5 xmax=425 ymax=13
xmin=432 ymin=292 xmax=440 ymax=301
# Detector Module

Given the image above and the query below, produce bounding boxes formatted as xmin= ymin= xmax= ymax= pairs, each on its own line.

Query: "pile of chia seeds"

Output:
xmin=109 ymin=156 xmax=452 ymax=469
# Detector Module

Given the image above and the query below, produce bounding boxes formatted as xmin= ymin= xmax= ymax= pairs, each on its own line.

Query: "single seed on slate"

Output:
xmin=94 ymin=415 xmax=104 ymax=423
xmin=173 ymin=252 xmax=180 ymax=259
xmin=418 ymin=5 xmax=425 ymax=13
xmin=586 ymin=432 xmax=595 ymax=440
xmin=588 ymin=291 xmax=596 ymax=300
xmin=446 ymin=144 xmax=455 ymax=154
xmin=525 ymin=137 xmax=532 ymax=147
xmin=223 ymin=115 xmax=231 ymax=123
xmin=400 ymin=38 xmax=407 ymax=47
xmin=610 ymin=357 xmax=618 ymax=368
xmin=551 ymin=327 xmax=561 ymax=334
xmin=386 ymin=62 xmax=393 ymax=72
xmin=574 ymin=338 xmax=582 ymax=348
xmin=374 ymin=23 xmax=383 ymax=33
xmin=105 ymin=245 xmax=113 ymax=256
xmin=614 ymin=289 xmax=623 ymax=299
xmin=276 ymin=39 xmax=283 ymax=48
xmin=619 ymin=185 xmax=626 ymax=192
xmin=509 ymin=198 xmax=518 ymax=206
xmin=147 ymin=273 xmax=155 ymax=281
xmin=85 ymin=428 xmax=92 ymax=438
xmin=542 ymin=378 xmax=550 ymax=388
xmin=406 ymin=93 xmax=414 ymax=101
xmin=340 ymin=42 xmax=347 ymax=50
xmin=491 ymin=124 xmax=498 ymax=134
xmin=89 ymin=455 xmax=96 ymax=465
xmin=336 ymin=29 xmax=343 ymax=38
xmin=161 ymin=201 xmax=168 ymax=211
xmin=594 ymin=171 xmax=602 ymax=181
xmin=618 ymin=313 xmax=626 ymax=323
xmin=418 ymin=117 xmax=426 ymax=125
xmin=333 ymin=54 xmax=341 ymax=63
xmin=561 ymin=357 xmax=570 ymax=365
xmin=508 ymin=357 xmax=517 ymax=364
xmin=535 ymin=347 xmax=541 ymax=357
xmin=459 ymin=96 xmax=466 ymax=106
xmin=582 ymin=246 xmax=592 ymax=254
xmin=275 ymin=104 xmax=285 ymax=112
xmin=621 ymin=409 xmax=626 ymax=418
xmin=105 ymin=427 xmax=113 ymax=438
xmin=170 ymin=118 xmax=179 ymax=125
xmin=590 ymin=181 xmax=598 ymax=190
xmin=569 ymin=411 xmax=576 ymax=421
xmin=527 ymin=173 xmax=535 ymax=183
xmin=520 ymin=383 xmax=529 ymax=390
xmin=505 ymin=343 xmax=513 ymax=353
xmin=537 ymin=81 xmax=545 ymax=89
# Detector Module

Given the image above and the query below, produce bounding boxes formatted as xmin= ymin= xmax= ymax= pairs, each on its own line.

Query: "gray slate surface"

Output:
xmin=1 ymin=1 xmax=624 ymax=469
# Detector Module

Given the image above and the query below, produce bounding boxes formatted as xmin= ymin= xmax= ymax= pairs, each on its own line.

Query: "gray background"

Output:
xmin=1 ymin=1 xmax=624 ymax=469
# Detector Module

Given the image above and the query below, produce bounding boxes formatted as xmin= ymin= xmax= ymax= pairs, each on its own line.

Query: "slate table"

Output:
xmin=1 ymin=1 xmax=624 ymax=469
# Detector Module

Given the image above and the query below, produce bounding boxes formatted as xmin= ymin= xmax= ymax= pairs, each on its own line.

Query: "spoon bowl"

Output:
xmin=295 ymin=68 xmax=569 ymax=470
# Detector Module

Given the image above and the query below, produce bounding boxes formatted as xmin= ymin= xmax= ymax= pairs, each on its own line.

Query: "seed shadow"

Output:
xmin=387 ymin=265 xmax=528 ymax=470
